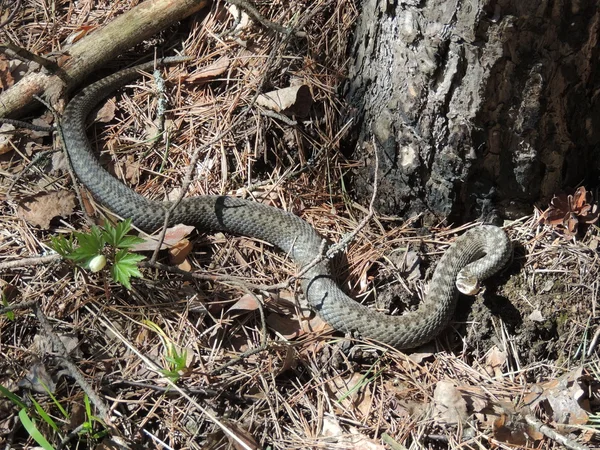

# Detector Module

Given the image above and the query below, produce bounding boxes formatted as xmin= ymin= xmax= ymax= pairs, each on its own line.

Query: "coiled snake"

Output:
xmin=61 ymin=57 xmax=512 ymax=349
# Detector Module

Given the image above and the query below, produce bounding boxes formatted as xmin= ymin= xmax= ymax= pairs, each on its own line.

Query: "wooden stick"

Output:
xmin=0 ymin=0 xmax=208 ymax=118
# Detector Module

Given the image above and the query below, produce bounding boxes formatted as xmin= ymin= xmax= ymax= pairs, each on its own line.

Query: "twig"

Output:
xmin=110 ymin=380 xmax=248 ymax=402
xmin=33 ymin=304 xmax=112 ymax=422
xmin=0 ymin=117 xmax=53 ymax=132
xmin=0 ymin=0 xmax=21 ymax=31
xmin=0 ymin=299 xmax=38 ymax=315
xmin=259 ymin=109 xmax=297 ymax=126
xmin=524 ymin=415 xmax=590 ymax=450
xmin=38 ymin=93 xmax=96 ymax=227
xmin=7 ymin=149 xmax=55 ymax=198
xmin=0 ymin=253 xmax=61 ymax=270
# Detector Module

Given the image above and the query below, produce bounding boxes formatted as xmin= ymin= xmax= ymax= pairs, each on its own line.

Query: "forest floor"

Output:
xmin=0 ymin=1 xmax=599 ymax=449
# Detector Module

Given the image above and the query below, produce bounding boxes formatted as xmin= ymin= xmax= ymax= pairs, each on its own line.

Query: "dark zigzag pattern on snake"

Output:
xmin=61 ymin=57 xmax=512 ymax=349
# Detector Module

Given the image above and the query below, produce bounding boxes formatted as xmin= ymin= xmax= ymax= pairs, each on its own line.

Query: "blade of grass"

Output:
xmin=0 ymin=385 xmax=26 ymax=409
xmin=18 ymin=409 xmax=54 ymax=450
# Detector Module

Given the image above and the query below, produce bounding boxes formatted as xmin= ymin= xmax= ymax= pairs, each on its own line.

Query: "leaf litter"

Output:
xmin=0 ymin=1 xmax=599 ymax=449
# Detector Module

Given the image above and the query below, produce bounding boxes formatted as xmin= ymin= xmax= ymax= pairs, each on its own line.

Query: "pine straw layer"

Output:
xmin=1 ymin=1 xmax=599 ymax=449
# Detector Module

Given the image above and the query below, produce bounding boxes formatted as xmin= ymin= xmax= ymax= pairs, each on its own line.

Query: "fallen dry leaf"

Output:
xmin=227 ymin=293 xmax=261 ymax=314
xmin=542 ymin=186 xmax=599 ymax=236
xmin=186 ymin=56 xmax=230 ymax=83
xmin=0 ymin=122 xmax=16 ymax=155
xmin=256 ymin=85 xmax=313 ymax=117
xmin=17 ymin=191 xmax=76 ymax=229
xmin=528 ymin=309 xmax=544 ymax=322
xmin=266 ymin=307 xmax=329 ymax=340
xmin=433 ymin=380 xmax=468 ymax=425
xmin=93 ymin=97 xmax=117 ymax=123
xmin=485 ymin=346 xmax=507 ymax=377
xmin=327 ymin=372 xmax=374 ymax=418
xmin=492 ymin=413 xmax=529 ymax=445
xmin=522 ymin=367 xmax=590 ymax=427
xmin=0 ymin=53 xmax=13 ymax=90
xmin=132 ymin=224 xmax=195 ymax=251
xmin=168 ymin=238 xmax=193 ymax=265
xmin=123 ymin=154 xmax=141 ymax=184
xmin=17 ymin=361 xmax=56 ymax=394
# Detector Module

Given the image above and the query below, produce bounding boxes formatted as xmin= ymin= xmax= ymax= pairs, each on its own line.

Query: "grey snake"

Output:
xmin=61 ymin=57 xmax=512 ymax=349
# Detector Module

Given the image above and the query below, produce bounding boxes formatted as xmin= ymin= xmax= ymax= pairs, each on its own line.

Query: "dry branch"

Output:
xmin=0 ymin=0 xmax=208 ymax=117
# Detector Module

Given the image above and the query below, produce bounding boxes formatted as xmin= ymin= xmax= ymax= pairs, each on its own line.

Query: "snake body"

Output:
xmin=61 ymin=58 xmax=512 ymax=349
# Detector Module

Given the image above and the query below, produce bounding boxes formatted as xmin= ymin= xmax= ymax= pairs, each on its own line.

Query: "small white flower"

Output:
xmin=88 ymin=255 xmax=107 ymax=273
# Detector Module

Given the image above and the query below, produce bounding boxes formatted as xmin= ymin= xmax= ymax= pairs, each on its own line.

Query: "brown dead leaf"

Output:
xmin=227 ymin=293 xmax=261 ymax=314
xmin=327 ymin=372 xmax=373 ymax=418
xmin=542 ymin=186 xmax=599 ymax=236
xmin=132 ymin=224 xmax=196 ymax=251
xmin=168 ymin=238 xmax=193 ymax=265
xmin=266 ymin=306 xmax=330 ymax=340
xmin=408 ymin=351 xmax=434 ymax=364
xmin=0 ymin=53 xmax=13 ymax=90
xmin=522 ymin=367 xmax=590 ymax=427
xmin=93 ymin=97 xmax=117 ymax=123
xmin=17 ymin=191 xmax=76 ymax=229
xmin=186 ymin=57 xmax=230 ymax=83
xmin=256 ymin=85 xmax=313 ymax=117
xmin=17 ymin=362 xmax=56 ymax=394
xmin=433 ymin=380 xmax=468 ymax=425
xmin=0 ymin=123 xmax=16 ymax=155
xmin=123 ymin=154 xmax=141 ymax=184
xmin=492 ymin=414 xmax=529 ymax=445
xmin=485 ymin=346 xmax=507 ymax=377
xmin=177 ymin=259 xmax=192 ymax=272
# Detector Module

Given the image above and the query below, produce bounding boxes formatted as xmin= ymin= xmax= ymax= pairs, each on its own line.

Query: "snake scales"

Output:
xmin=61 ymin=57 xmax=512 ymax=349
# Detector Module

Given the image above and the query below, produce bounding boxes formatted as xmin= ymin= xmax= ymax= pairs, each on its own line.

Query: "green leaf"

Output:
xmin=102 ymin=218 xmax=133 ymax=248
xmin=115 ymin=234 xmax=145 ymax=250
xmin=84 ymin=394 xmax=92 ymax=420
xmin=68 ymin=227 xmax=105 ymax=266
xmin=18 ymin=409 xmax=54 ymax=450
xmin=41 ymin=382 xmax=69 ymax=420
xmin=110 ymin=250 xmax=145 ymax=289
xmin=49 ymin=235 xmax=75 ymax=258
xmin=1 ymin=291 xmax=14 ymax=321
xmin=74 ymin=226 xmax=105 ymax=252
xmin=30 ymin=396 xmax=60 ymax=434
xmin=0 ymin=385 xmax=27 ymax=409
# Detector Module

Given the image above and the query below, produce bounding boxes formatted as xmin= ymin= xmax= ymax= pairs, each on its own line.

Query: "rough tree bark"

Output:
xmin=345 ymin=0 xmax=600 ymax=225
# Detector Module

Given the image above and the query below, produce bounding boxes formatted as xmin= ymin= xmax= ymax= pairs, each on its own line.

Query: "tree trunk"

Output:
xmin=345 ymin=0 xmax=600 ymax=225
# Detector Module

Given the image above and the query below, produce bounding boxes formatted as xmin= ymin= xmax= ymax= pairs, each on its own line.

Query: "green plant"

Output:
xmin=1 ymin=289 xmax=15 ymax=320
xmin=50 ymin=219 xmax=145 ymax=289
xmin=79 ymin=394 xmax=107 ymax=439
xmin=144 ymin=320 xmax=189 ymax=382
xmin=0 ymin=384 xmax=108 ymax=448
xmin=0 ymin=384 xmax=56 ymax=449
